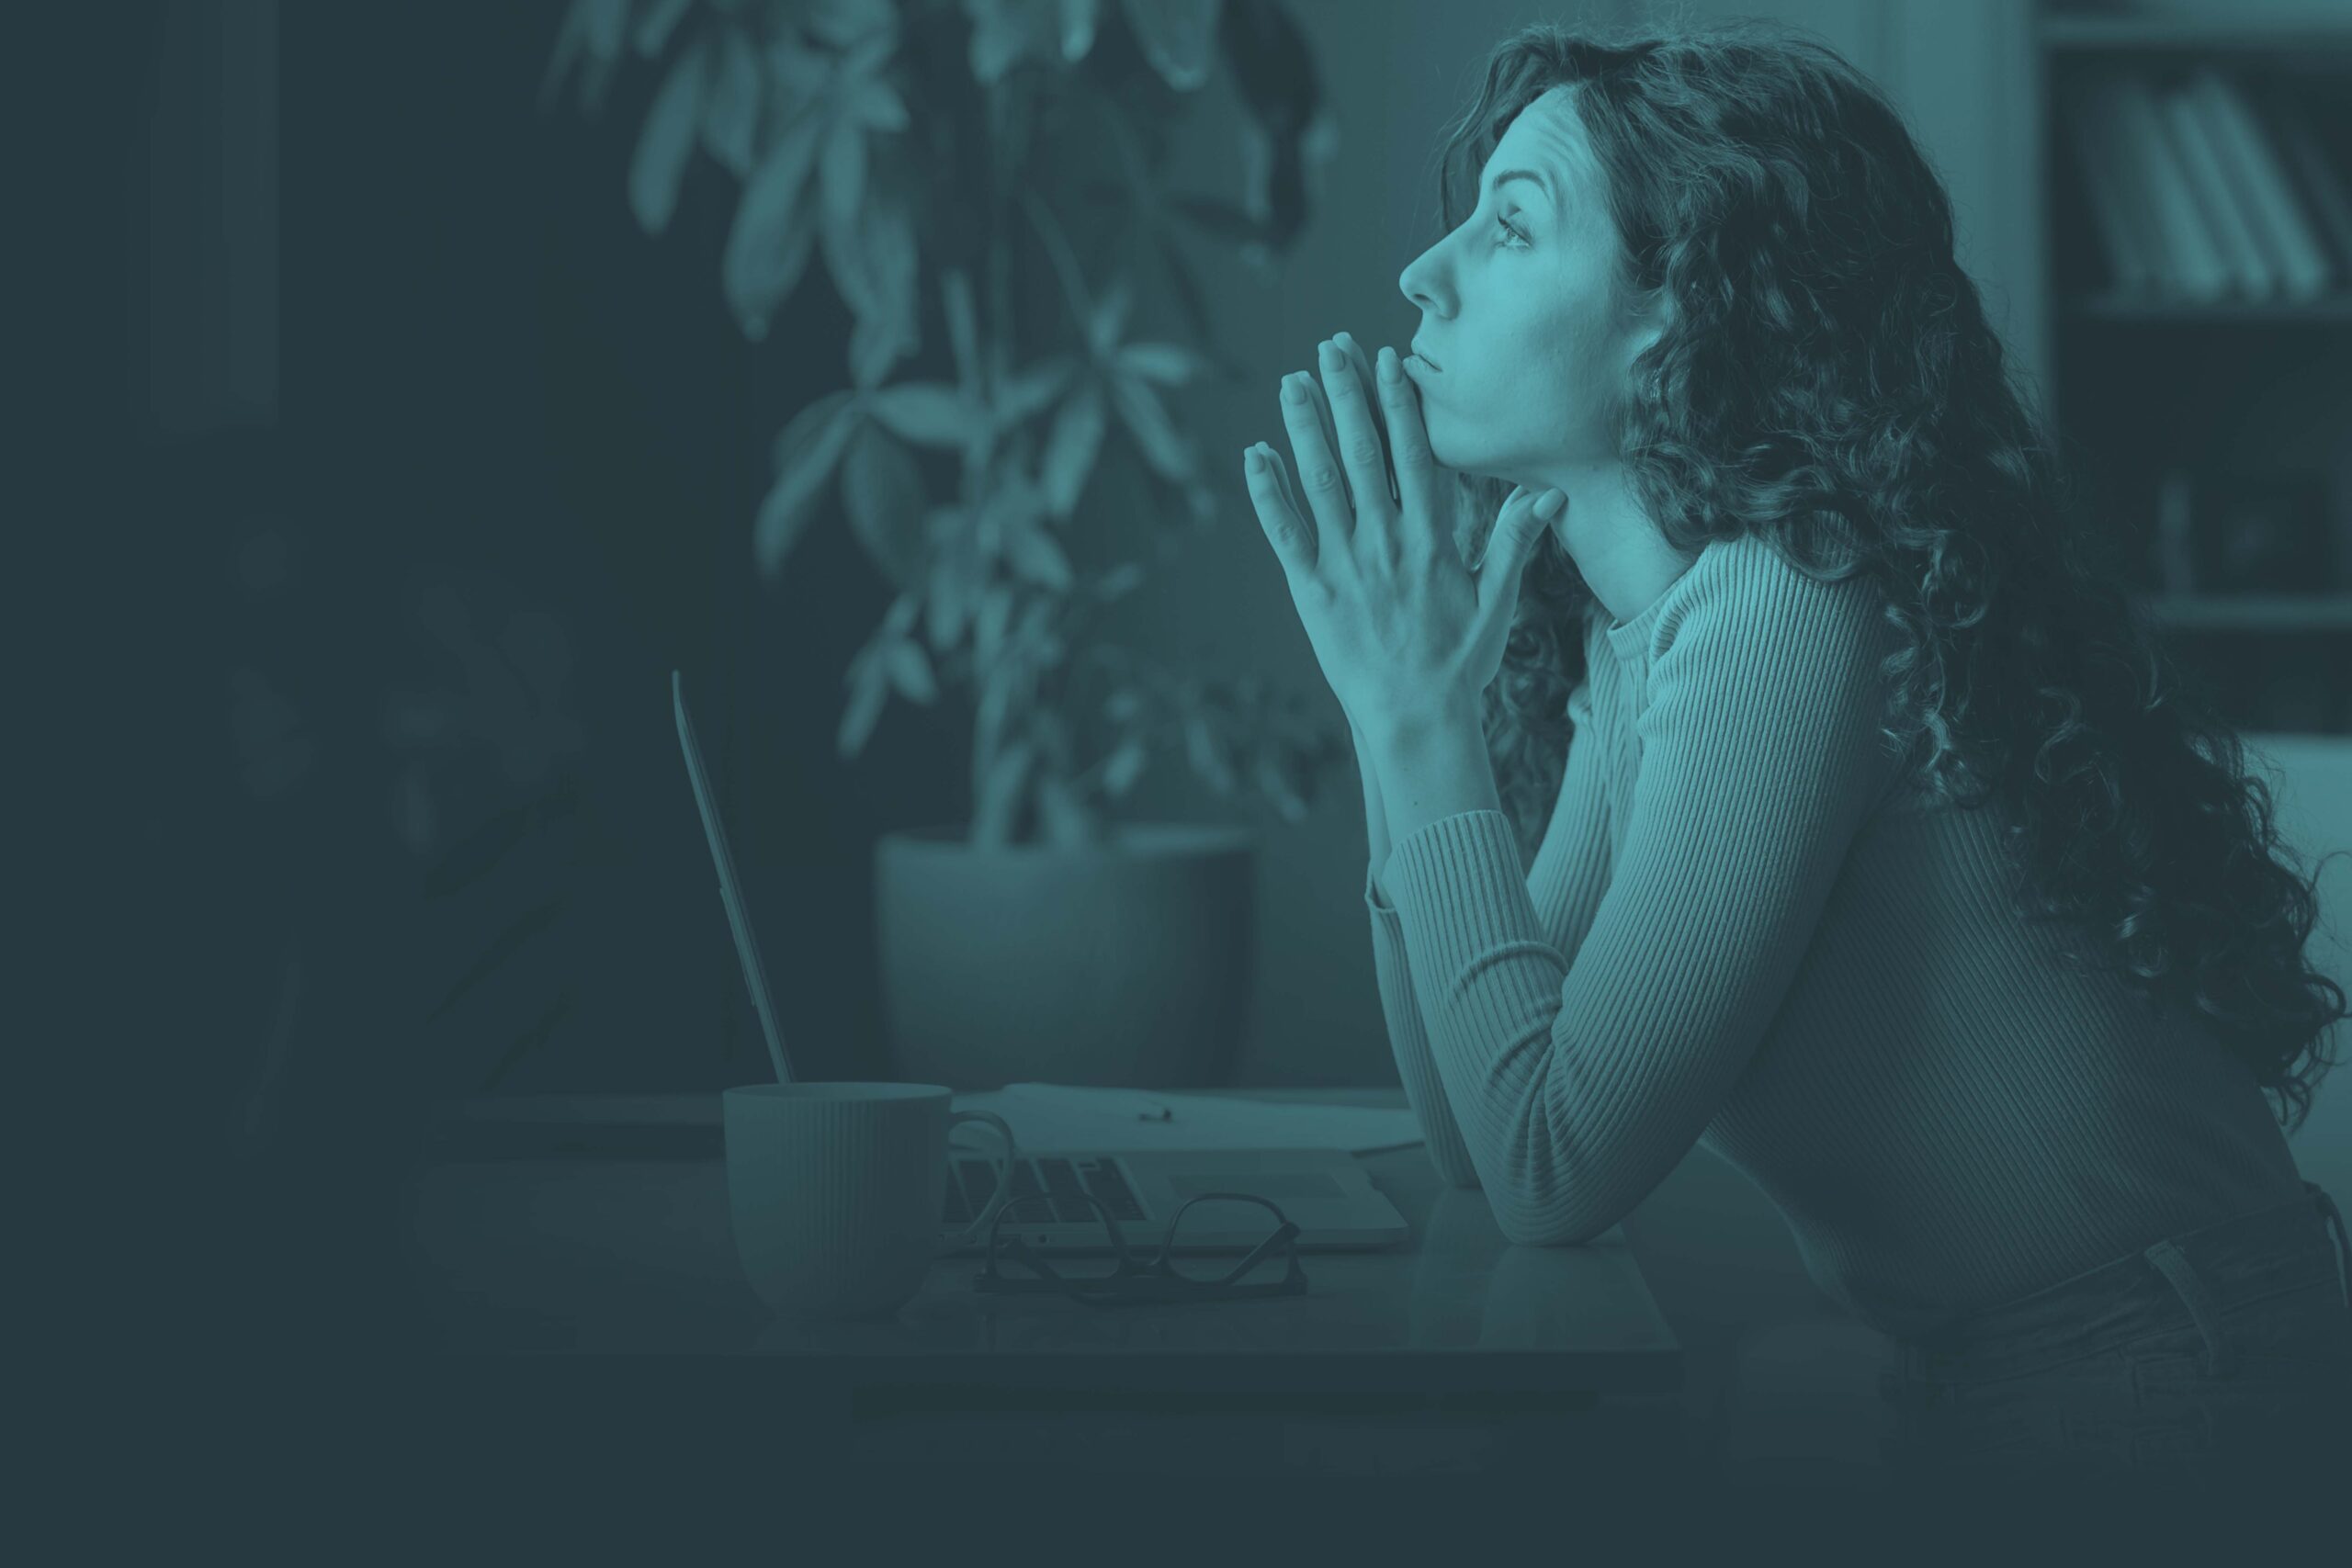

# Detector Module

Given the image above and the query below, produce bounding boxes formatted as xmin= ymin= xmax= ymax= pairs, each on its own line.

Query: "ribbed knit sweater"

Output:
xmin=1366 ymin=530 xmax=2305 ymax=1341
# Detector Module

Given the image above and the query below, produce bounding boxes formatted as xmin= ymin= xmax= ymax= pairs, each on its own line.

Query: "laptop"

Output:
xmin=673 ymin=670 xmax=1409 ymax=1256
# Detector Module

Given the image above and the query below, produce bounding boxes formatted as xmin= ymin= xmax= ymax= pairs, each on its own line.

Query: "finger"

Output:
xmin=1471 ymin=484 xmax=1527 ymax=569
xmin=1294 ymin=357 xmax=1352 ymax=513
xmin=1261 ymin=439 xmax=1304 ymax=521
xmin=1279 ymin=368 xmax=1356 ymax=570
xmin=1316 ymin=338 xmax=1395 ymax=532
xmin=1334 ymin=333 xmax=1397 ymax=503
xmin=1478 ymin=488 xmax=1564 ymax=616
xmin=1375 ymin=344 xmax=1447 ymax=538
xmin=1242 ymin=443 xmax=1315 ymax=580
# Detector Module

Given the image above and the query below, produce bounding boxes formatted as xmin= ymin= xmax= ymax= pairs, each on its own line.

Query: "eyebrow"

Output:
xmin=1487 ymin=168 xmax=1555 ymax=207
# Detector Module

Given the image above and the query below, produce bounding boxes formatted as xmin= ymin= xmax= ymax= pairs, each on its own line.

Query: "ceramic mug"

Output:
xmin=723 ymin=1082 xmax=1016 ymax=1320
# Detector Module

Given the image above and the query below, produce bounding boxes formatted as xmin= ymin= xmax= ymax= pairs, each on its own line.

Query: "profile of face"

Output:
xmin=1396 ymin=85 xmax=1663 ymax=491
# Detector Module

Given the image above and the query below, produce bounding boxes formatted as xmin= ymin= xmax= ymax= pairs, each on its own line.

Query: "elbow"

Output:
xmin=1495 ymin=1190 xmax=1612 ymax=1248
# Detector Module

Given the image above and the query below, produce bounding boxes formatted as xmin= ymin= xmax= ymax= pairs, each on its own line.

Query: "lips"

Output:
xmin=1410 ymin=341 xmax=1443 ymax=371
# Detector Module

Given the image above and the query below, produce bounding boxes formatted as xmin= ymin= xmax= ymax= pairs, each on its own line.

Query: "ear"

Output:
xmin=1618 ymin=284 xmax=1674 ymax=388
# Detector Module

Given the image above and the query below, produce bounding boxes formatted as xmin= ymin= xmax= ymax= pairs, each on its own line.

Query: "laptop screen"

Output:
xmin=673 ymin=669 xmax=797 ymax=1085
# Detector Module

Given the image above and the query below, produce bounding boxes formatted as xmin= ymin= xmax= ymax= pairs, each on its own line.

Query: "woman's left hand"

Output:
xmin=1244 ymin=333 xmax=1566 ymax=743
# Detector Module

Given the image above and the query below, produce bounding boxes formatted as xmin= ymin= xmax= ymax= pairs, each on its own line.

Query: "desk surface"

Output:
xmin=400 ymin=1088 xmax=1683 ymax=1397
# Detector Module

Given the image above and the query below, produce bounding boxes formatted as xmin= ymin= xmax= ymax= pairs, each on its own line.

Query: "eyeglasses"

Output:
xmin=972 ymin=1190 xmax=1308 ymax=1308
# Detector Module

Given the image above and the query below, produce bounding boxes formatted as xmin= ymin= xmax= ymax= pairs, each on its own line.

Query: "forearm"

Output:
xmin=1357 ymin=718 xmax=1483 ymax=1189
xmin=1367 ymin=702 xmax=1504 ymax=859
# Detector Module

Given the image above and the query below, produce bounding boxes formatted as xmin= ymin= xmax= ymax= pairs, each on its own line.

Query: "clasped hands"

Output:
xmin=1242 ymin=331 xmax=1566 ymax=746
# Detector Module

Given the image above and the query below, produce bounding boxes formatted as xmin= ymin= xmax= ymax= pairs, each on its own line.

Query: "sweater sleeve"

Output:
xmin=1365 ymin=672 xmax=1617 ymax=1190
xmin=1383 ymin=552 xmax=1898 ymax=1245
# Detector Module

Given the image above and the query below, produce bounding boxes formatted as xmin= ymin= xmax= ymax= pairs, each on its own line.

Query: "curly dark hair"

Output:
xmin=1430 ymin=16 xmax=2347 ymax=1134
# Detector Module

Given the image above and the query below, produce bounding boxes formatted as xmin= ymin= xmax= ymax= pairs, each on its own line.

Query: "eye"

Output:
xmin=1493 ymin=213 xmax=1529 ymax=249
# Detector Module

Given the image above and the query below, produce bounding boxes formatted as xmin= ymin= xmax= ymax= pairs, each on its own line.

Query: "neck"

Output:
xmin=1547 ymin=462 xmax=1696 ymax=628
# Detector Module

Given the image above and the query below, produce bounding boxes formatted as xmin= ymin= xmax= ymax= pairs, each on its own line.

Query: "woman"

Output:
xmin=1240 ymin=17 xmax=2350 ymax=1497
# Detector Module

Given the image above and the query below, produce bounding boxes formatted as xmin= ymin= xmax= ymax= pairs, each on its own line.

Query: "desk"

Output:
xmin=399 ymin=1088 xmax=1688 ymax=1479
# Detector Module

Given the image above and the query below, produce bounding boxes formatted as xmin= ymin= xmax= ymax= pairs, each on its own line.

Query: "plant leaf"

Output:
xmin=844 ymin=184 xmax=921 ymax=390
xmin=633 ymin=0 xmax=695 ymax=57
xmin=1092 ymin=562 xmax=1146 ymax=603
xmin=629 ymin=28 xmax=715 ymax=235
xmin=424 ymin=894 xmax=572 ymax=1024
xmin=975 ymin=656 xmax=1028 ymax=759
xmin=815 ymin=119 xmax=871 ymax=311
xmin=836 ymin=656 xmax=890 ymax=760
xmin=537 ymin=0 xmax=592 ymax=115
xmin=700 ymin=24 xmax=763 ymax=176
xmin=1102 ymin=735 xmax=1148 ymax=797
xmin=829 ymin=11 xmax=901 ymax=72
xmin=885 ymin=639 xmax=937 ymax=705
xmin=865 ymin=381 xmax=981 ymax=448
xmin=850 ymin=76 xmax=910 ymax=133
xmin=1003 ymin=518 xmax=1073 ymax=590
xmin=1038 ymin=378 xmax=1107 ymax=520
xmin=722 ymin=108 xmax=827 ymax=340
xmin=1105 ymin=371 xmax=1193 ymax=482
xmin=924 ymin=510 xmax=978 ymax=653
xmin=1117 ymin=0 xmax=1220 ymax=92
xmin=974 ymin=739 xmax=1035 ymax=844
xmin=973 ymin=583 xmax=1014 ymax=670
xmin=967 ymin=0 xmax=1038 ymax=85
xmin=547 ymin=0 xmax=630 ymax=117
xmin=754 ymin=391 xmax=858 ymax=579
xmin=582 ymin=0 xmax=628 ymax=59
xmin=1035 ymin=770 xmax=1094 ymax=845
xmin=840 ymin=420 xmax=930 ymax=589
xmin=996 ymin=357 xmax=1077 ymax=427
xmin=1115 ymin=341 xmax=1203 ymax=387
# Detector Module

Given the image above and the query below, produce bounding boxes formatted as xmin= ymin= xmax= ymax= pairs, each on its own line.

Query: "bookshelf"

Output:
xmin=2038 ymin=2 xmax=2352 ymax=735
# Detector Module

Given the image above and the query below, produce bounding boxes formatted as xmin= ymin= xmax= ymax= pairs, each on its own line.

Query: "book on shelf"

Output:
xmin=2186 ymin=68 xmax=2335 ymax=299
xmin=2158 ymin=75 xmax=2279 ymax=298
xmin=2070 ymin=65 xmax=2351 ymax=302
xmin=2102 ymin=68 xmax=2233 ymax=299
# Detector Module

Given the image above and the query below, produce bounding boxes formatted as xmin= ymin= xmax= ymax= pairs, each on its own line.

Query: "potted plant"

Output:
xmin=543 ymin=0 xmax=1351 ymax=1087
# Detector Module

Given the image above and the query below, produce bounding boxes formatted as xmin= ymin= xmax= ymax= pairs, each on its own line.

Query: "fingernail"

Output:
xmin=1283 ymin=375 xmax=1307 ymax=403
xmin=1318 ymin=340 xmax=1343 ymax=370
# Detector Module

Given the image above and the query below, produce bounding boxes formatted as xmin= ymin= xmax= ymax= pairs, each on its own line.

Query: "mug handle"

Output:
xmin=936 ymin=1111 xmax=1017 ymax=1256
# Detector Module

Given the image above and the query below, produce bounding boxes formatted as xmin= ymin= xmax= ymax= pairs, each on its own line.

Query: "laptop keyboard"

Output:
xmin=939 ymin=1155 xmax=1147 ymax=1226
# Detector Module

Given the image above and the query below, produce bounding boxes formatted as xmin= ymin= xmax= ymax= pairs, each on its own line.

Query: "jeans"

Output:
xmin=1876 ymin=1179 xmax=2352 ymax=1495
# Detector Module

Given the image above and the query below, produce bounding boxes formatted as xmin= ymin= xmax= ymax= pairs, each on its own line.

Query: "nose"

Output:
xmin=1399 ymin=256 xmax=1432 ymax=317
xmin=1399 ymin=242 xmax=1446 ymax=328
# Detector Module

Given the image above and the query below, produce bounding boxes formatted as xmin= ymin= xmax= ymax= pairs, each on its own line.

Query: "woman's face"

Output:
xmin=1396 ymin=86 xmax=1651 ymax=487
